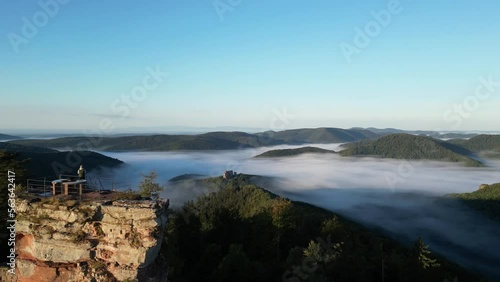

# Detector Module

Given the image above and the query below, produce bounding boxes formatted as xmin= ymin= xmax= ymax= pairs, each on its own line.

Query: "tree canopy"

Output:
xmin=138 ymin=171 xmax=164 ymax=198
xmin=163 ymin=174 xmax=481 ymax=282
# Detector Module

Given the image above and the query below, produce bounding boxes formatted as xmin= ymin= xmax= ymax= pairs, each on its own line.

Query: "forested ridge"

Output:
xmin=255 ymin=146 xmax=337 ymax=158
xmin=164 ymin=174 xmax=482 ymax=282
xmin=6 ymin=128 xmax=378 ymax=151
xmin=448 ymin=183 xmax=500 ymax=222
xmin=340 ymin=134 xmax=484 ymax=167
xmin=448 ymin=135 xmax=500 ymax=152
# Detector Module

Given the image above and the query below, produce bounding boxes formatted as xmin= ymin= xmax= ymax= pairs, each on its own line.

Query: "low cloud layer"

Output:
xmin=94 ymin=144 xmax=500 ymax=279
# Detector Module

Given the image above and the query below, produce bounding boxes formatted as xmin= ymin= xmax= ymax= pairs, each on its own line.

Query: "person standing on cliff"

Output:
xmin=77 ymin=165 xmax=86 ymax=180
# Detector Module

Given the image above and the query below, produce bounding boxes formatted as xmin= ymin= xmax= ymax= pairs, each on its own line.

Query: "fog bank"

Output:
xmin=93 ymin=145 xmax=500 ymax=279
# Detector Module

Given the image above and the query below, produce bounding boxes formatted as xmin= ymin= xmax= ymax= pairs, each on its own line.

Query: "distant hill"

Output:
xmin=8 ymin=128 xmax=378 ymax=151
xmin=257 ymin=127 xmax=379 ymax=144
xmin=0 ymin=133 xmax=21 ymax=140
xmin=8 ymin=132 xmax=272 ymax=151
xmin=0 ymin=142 xmax=58 ymax=153
xmin=255 ymin=146 xmax=337 ymax=158
xmin=0 ymin=142 xmax=124 ymax=178
xmin=448 ymin=134 xmax=500 ymax=152
xmin=340 ymin=133 xmax=484 ymax=167
xmin=448 ymin=183 xmax=500 ymax=221
xmin=353 ymin=128 xmax=480 ymax=139
xmin=16 ymin=151 xmax=124 ymax=179
xmin=168 ymin=174 xmax=206 ymax=182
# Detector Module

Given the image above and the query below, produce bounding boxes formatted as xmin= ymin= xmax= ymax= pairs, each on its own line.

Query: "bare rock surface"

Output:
xmin=15 ymin=196 xmax=169 ymax=282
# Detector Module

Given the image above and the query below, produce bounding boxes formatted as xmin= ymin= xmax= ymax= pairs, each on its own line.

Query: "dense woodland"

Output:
xmin=2 ymin=130 xmax=500 ymax=280
xmin=255 ymin=146 xmax=337 ymax=158
xmin=6 ymin=128 xmax=379 ymax=151
xmin=8 ymin=132 xmax=500 ymax=172
xmin=449 ymin=183 xmax=500 ymax=222
xmin=163 ymin=175 xmax=482 ymax=282
xmin=0 ymin=142 xmax=123 ymax=178
xmin=5 ymin=131 xmax=500 ymax=167
xmin=0 ymin=134 xmax=20 ymax=141
xmin=340 ymin=134 xmax=484 ymax=167
xmin=448 ymin=135 xmax=500 ymax=152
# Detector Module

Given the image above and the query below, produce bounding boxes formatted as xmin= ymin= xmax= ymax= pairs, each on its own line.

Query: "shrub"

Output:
xmin=138 ymin=171 xmax=164 ymax=198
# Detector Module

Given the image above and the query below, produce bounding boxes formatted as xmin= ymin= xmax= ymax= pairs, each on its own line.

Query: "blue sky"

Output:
xmin=1 ymin=0 xmax=499 ymax=134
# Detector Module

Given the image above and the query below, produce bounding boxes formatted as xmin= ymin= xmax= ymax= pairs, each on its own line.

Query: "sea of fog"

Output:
xmin=93 ymin=144 xmax=500 ymax=279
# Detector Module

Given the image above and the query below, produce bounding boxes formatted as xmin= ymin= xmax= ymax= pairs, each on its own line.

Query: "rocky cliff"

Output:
xmin=15 ymin=196 xmax=169 ymax=282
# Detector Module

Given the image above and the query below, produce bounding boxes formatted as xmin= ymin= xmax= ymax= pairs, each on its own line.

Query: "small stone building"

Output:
xmin=223 ymin=170 xmax=236 ymax=180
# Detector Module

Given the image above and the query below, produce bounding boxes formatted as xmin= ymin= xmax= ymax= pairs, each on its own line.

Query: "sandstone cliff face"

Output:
xmin=0 ymin=266 xmax=17 ymax=282
xmin=15 ymin=197 xmax=169 ymax=282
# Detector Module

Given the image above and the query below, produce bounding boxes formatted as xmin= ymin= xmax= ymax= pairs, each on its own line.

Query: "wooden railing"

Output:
xmin=26 ymin=174 xmax=133 ymax=198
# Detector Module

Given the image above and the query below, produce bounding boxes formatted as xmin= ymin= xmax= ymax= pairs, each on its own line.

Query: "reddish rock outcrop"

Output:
xmin=14 ymin=197 xmax=169 ymax=281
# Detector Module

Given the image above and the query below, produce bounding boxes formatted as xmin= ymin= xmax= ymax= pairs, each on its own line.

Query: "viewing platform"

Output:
xmin=51 ymin=178 xmax=88 ymax=196
xmin=26 ymin=174 xmax=132 ymax=198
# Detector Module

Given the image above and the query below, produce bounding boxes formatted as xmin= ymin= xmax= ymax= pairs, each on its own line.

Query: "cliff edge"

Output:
xmin=14 ymin=196 xmax=169 ymax=282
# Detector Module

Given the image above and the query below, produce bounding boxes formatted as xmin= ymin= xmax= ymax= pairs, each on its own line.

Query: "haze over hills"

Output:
xmin=3 ymin=128 xmax=500 ymax=280
xmin=256 ymin=127 xmax=379 ymax=144
xmin=2 ymin=0 xmax=500 ymax=280
xmin=0 ymin=142 xmax=124 ymax=178
xmin=3 ymin=127 xmax=490 ymax=151
xmin=0 ymin=133 xmax=21 ymax=140
xmin=339 ymin=133 xmax=485 ymax=167
xmin=356 ymin=128 xmax=482 ymax=139
xmin=20 ymin=151 xmax=124 ymax=179
xmin=5 ymin=128 xmax=500 ymax=166
xmin=7 ymin=133 xmax=269 ymax=151
xmin=6 ymin=128 xmax=379 ymax=151
xmin=0 ymin=142 xmax=58 ymax=154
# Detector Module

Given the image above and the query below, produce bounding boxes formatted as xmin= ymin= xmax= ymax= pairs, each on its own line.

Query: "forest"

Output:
xmin=339 ymin=134 xmax=484 ymax=167
xmin=163 ymin=174 xmax=482 ymax=282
